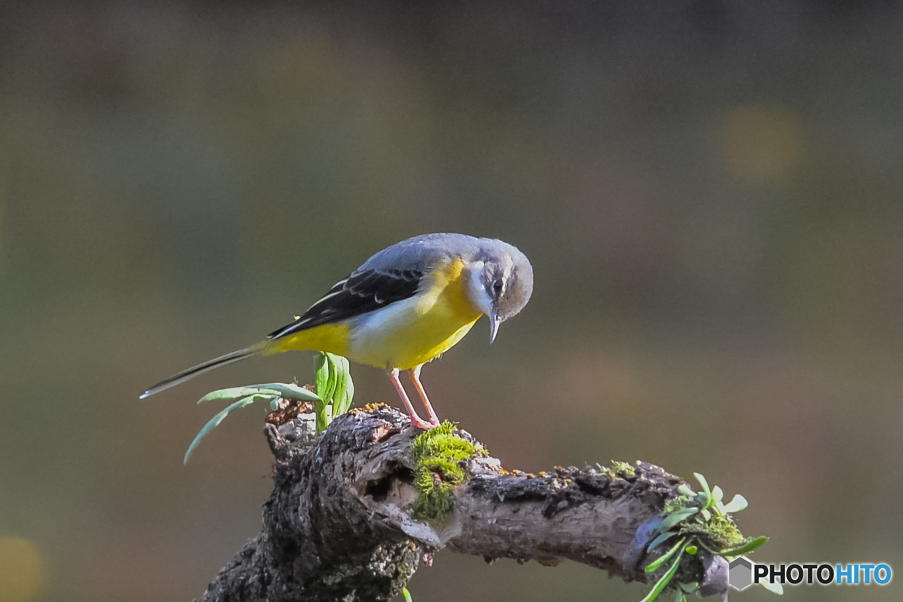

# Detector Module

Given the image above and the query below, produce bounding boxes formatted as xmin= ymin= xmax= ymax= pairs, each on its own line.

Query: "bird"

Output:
xmin=140 ymin=233 xmax=534 ymax=429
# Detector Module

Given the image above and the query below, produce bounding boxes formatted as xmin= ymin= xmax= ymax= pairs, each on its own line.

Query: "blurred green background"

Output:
xmin=2 ymin=2 xmax=902 ymax=601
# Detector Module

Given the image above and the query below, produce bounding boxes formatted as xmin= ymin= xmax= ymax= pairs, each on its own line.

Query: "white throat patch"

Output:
xmin=466 ymin=261 xmax=493 ymax=316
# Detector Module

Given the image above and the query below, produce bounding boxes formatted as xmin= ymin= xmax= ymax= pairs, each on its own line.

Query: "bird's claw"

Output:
xmin=410 ymin=417 xmax=435 ymax=430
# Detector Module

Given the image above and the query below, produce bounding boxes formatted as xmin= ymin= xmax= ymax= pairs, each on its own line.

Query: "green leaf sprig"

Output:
xmin=183 ymin=352 xmax=354 ymax=463
xmin=313 ymin=352 xmax=354 ymax=432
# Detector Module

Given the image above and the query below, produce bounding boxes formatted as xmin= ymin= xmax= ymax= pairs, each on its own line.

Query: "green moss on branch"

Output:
xmin=603 ymin=460 xmax=638 ymax=480
xmin=410 ymin=422 xmax=485 ymax=520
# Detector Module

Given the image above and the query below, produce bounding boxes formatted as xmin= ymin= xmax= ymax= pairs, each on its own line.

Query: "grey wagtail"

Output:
xmin=140 ymin=233 xmax=533 ymax=429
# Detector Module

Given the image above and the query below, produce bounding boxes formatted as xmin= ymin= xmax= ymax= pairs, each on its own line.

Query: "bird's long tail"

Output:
xmin=139 ymin=343 xmax=266 ymax=399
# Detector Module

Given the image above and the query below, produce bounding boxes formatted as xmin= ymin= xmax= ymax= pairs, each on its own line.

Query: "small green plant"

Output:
xmin=639 ymin=473 xmax=779 ymax=601
xmin=410 ymin=422 xmax=485 ymax=520
xmin=602 ymin=459 xmax=638 ymax=480
xmin=183 ymin=352 xmax=354 ymax=463
xmin=312 ymin=352 xmax=354 ymax=432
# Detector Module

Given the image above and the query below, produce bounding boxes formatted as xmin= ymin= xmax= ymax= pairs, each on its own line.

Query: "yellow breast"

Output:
xmin=347 ymin=257 xmax=483 ymax=370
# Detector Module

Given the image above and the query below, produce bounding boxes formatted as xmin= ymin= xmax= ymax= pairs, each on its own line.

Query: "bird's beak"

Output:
xmin=488 ymin=311 xmax=501 ymax=343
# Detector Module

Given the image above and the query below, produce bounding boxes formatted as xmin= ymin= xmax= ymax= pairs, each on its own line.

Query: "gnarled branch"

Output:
xmin=198 ymin=405 xmax=728 ymax=601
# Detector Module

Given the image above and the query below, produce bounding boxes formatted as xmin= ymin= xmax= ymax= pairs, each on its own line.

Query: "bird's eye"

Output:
xmin=491 ymin=279 xmax=504 ymax=295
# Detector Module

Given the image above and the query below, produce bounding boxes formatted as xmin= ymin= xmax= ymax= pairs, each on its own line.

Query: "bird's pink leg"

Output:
xmin=408 ymin=365 xmax=441 ymax=427
xmin=387 ymin=369 xmax=433 ymax=430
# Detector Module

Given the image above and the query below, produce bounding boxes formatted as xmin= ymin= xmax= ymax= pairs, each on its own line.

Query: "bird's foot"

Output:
xmin=410 ymin=417 xmax=435 ymax=430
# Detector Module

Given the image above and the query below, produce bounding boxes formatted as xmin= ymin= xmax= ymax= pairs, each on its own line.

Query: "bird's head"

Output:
xmin=467 ymin=241 xmax=534 ymax=343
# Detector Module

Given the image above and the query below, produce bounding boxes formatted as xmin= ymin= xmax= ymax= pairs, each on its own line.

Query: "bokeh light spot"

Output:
xmin=0 ymin=536 xmax=43 ymax=602
xmin=720 ymin=105 xmax=803 ymax=182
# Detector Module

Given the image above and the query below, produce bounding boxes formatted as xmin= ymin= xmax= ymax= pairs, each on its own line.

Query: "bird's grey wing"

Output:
xmin=267 ymin=268 xmax=423 ymax=339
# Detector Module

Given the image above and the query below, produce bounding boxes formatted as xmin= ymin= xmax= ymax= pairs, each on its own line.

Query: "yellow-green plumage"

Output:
xmin=263 ymin=322 xmax=352 ymax=358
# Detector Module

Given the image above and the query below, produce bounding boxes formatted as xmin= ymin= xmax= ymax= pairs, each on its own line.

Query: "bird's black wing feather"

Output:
xmin=267 ymin=268 xmax=423 ymax=340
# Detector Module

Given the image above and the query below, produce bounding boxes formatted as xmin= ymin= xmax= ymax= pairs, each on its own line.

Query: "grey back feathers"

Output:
xmin=364 ymin=233 xmax=531 ymax=285
xmin=359 ymin=233 xmax=484 ymax=277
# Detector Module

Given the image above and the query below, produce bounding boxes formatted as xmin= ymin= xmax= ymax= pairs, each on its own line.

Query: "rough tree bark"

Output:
xmin=198 ymin=405 xmax=729 ymax=601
